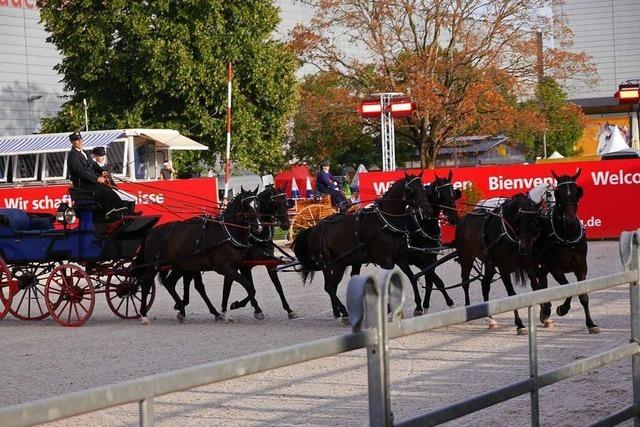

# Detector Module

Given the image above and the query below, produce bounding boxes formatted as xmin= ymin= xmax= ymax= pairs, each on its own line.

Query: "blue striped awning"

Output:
xmin=0 ymin=130 xmax=125 ymax=156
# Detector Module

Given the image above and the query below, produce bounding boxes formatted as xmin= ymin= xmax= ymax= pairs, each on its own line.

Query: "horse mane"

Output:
xmin=222 ymin=192 xmax=245 ymax=219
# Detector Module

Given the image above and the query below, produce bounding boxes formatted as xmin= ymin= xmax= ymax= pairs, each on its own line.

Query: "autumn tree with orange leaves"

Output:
xmin=290 ymin=0 xmax=595 ymax=167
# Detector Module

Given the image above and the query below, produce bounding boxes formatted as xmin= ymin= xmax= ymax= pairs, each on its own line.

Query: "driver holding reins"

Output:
xmin=67 ymin=131 xmax=129 ymax=222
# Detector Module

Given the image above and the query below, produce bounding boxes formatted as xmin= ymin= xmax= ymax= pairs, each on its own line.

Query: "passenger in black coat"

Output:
xmin=67 ymin=132 xmax=127 ymax=222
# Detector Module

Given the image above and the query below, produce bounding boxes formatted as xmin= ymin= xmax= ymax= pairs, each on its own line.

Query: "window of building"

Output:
xmin=0 ymin=156 xmax=8 ymax=182
xmin=108 ymin=141 xmax=126 ymax=175
xmin=13 ymin=154 xmax=39 ymax=181
xmin=43 ymin=152 xmax=67 ymax=180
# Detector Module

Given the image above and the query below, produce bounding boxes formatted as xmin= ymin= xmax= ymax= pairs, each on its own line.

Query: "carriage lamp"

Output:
xmin=56 ymin=203 xmax=76 ymax=224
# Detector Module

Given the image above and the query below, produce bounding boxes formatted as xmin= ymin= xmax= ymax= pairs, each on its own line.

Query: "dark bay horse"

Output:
xmin=536 ymin=169 xmax=599 ymax=333
xmin=293 ymin=172 xmax=432 ymax=322
xmin=350 ymin=171 xmax=461 ymax=316
xmin=162 ymin=186 xmax=295 ymax=321
xmin=455 ymin=194 xmax=542 ymax=334
xmin=135 ymin=187 xmax=263 ymax=324
xmin=218 ymin=185 xmax=298 ymax=319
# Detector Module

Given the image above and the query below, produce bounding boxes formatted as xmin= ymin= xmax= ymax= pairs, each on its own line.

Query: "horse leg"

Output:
xmin=481 ymin=268 xmax=498 ymax=330
xmin=397 ymin=261 xmax=422 ymax=316
xmin=530 ymin=268 xmax=552 ymax=327
xmin=498 ymin=268 xmax=526 ymax=334
xmin=323 ymin=268 xmax=349 ymax=322
xmin=552 ymin=272 xmax=573 ymax=317
xmin=229 ymin=266 xmax=256 ymax=310
xmin=192 ymin=273 xmax=223 ymax=321
xmin=459 ymin=256 xmax=474 ymax=307
xmin=162 ymin=271 xmax=187 ymax=323
xmin=266 ymin=267 xmax=298 ymax=319
xmin=227 ymin=269 xmax=264 ymax=320
xmin=221 ymin=275 xmax=233 ymax=316
xmin=573 ymin=265 xmax=599 ymax=333
xmin=182 ymin=273 xmax=192 ymax=308
xmin=139 ymin=268 xmax=156 ymax=325
xmin=426 ymin=271 xmax=454 ymax=308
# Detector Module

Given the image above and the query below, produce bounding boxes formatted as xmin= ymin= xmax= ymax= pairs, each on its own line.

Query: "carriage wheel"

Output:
xmin=105 ymin=268 xmax=156 ymax=319
xmin=8 ymin=263 xmax=56 ymax=321
xmin=0 ymin=258 xmax=16 ymax=321
xmin=45 ymin=264 xmax=95 ymax=327
xmin=288 ymin=204 xmax=336 ymax=241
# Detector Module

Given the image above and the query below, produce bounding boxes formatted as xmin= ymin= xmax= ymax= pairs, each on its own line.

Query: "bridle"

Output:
xmin=549 ymin=180 xmax=584 ymax=244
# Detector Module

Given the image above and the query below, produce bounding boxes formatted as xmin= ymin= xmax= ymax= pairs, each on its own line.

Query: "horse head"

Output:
xmin=259 ymin=185 xmax=291 ymax=231
xmin=503 ymin=194 xmax=541 ymax=255
xmin=227 ymin=186 xmax=262 ymax=234
xmin=551 ymin=169 xmax=583 ymax=222
xmin=398 ymin=171 xmax=432 ymax=217
xmin=427 ymin=170 xmax=461 ymax=225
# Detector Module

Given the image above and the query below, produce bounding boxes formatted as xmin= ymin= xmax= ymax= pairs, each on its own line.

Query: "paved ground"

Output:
xmin=1 ymin=241 xmax=636 ymax=426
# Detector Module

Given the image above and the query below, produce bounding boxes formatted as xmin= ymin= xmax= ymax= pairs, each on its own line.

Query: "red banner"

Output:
xmin=0 ymin=178 xmax=218 ymax=224
xmin=359 ymin=159 xmax=640 ymax=240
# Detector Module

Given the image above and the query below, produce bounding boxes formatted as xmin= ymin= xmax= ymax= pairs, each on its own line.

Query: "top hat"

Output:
xmin=92 ymin=146 xmax=106 ymax=156
xmin=68 ymin=131 xmax=83 ymax=142
xmin=321 ymin=160 xmax=330 ymax=167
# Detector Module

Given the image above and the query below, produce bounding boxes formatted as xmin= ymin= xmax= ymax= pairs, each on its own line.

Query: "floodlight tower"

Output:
xmin=359 ymin=93 xmax=416 ymax=171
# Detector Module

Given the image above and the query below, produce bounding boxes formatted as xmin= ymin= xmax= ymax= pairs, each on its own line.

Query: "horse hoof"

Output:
xmin=287 ymin=311 xmax=299 ymax=319
xmin=177 ymin=313 xmax=185 ymax=323
xmin=230 ymin=301 xmax=241 ymax=310
xmin=215 ymin=315 xmax=225 ymax=322
xmin=556 ymin=306 xmax=570 ymax=317
xmin=589 ymin=326 xmax=601 ymax=334
xmin=413 ymin=308 xmax=423 ymax=317
xmin=141 ymin=317 xmax=150 ymax=326
xmin=517 ymin=327 xmax=528 ymax=336
xmin=488 ymin=319 xmax=498 ymax=329
xmin=446 ymin=301 xmax=455 ymax=308
xmin=254 ymin=312 xmax=265 ymax=321
xmin=338 ymin=317 xmax=350 ymax=326
xmin=543 ymin=319 xmax=554 ymax=329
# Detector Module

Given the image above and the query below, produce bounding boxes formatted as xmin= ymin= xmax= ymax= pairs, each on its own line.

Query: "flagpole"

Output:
xmin=224 ymin=63 xmax=233 ymax=199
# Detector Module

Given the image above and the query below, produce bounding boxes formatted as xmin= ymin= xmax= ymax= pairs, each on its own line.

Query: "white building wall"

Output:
xmin=0 ymin=2 xmax=66 ymax=136
xmin=554 ymin=0 xmax=640 ymax=99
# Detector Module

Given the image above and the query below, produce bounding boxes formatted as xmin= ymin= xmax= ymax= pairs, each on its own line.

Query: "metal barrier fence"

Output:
xmin=2 ymin=229 xmax=640 ymax=426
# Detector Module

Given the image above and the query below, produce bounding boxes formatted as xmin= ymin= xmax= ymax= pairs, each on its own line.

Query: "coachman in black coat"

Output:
xmin=67 ymin=132 xmax=128 ymax=222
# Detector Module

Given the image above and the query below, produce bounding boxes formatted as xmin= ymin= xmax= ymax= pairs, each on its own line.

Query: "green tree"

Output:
xmin=515 ymin=78 xmax=585 ymax=158
xmin=37 ymin=0 xmax=298 ymax=174
xmin=290 ymin=71 xmax=415 ymax=171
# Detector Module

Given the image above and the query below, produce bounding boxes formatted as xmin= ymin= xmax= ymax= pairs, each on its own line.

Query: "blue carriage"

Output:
xmin=0 ymin=189 xmax=159 ymax=326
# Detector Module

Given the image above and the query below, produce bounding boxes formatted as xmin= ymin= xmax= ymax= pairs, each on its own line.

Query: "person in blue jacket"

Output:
xmin=316 ymin=160 xmax=349 ymax=212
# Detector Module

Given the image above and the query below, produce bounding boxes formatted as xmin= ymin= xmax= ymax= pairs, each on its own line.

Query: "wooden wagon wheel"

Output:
xmin=45 ymin=264 xmax=95 ymax=327
xmin=8 ymin=263 xmax=56 ymax=321
xmin=288 ymin=203 xmax=336 ymax=241
xmin=0 ymin=258 xmax=16 ymax=321
xmin=104 ymin=263 xmax=156 ymax=319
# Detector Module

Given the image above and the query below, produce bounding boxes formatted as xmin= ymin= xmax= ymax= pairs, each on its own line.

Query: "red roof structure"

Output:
xmin=274 ymin=164 xmax=315 ymax=197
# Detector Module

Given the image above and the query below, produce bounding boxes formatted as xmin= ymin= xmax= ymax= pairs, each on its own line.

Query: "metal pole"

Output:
xmin=543 ymin=132 xmax=547 ymax=159
xmin=380 ymin=95 xmax=388 ymax=171
xmin=630 ymin=229 xmax=640 ymax=426
xmin=528 ymin=306 xmax=540 ymax=427
xmin=224 ymin=63 xmax=233 ymax=199
xmin=139 ymin=398 xmax=154 ymax=427
xmin=83 ymin=98 xmax=89 ymax=132
xmin=365 ymin=274 xmax=391 ymax=426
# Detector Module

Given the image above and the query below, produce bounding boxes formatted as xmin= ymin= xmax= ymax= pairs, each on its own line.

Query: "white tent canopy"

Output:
xmin=0 ymin=129 xmax=207 ymax=156
xmin=351 ymin=164 xmax=368 ymax=188
xmin=548 ymin=151 xmax=564 ymax=159
xmin=597 ymin=124 xmax=629 ymax=155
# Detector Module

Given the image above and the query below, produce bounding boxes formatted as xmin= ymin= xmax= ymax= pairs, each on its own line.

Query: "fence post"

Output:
xmin=631 ymin=230 xmax=640 ymax=426
xmin=139 ymin=398 xmax=154 ymax=427
xmin=528 ymin=306 xmax=539 ymax=427
xmin=347 ymin=274 xmax=391 ymax=426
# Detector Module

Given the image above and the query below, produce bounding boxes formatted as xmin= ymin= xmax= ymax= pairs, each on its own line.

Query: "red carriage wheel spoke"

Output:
xmin=72 ymin=301 xmax=81 ymax=321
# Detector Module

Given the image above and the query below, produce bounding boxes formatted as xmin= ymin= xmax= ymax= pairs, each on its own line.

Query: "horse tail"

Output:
xmin=293 ymin=227 xmax=317 ymax=284
xmin=512 ymin=267 xmax=528 ymax=288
